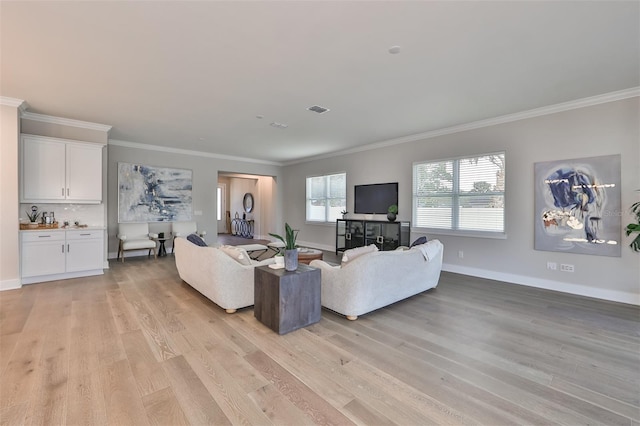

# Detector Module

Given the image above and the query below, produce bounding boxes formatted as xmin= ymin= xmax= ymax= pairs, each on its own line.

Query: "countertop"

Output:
xmin=20 ymin=226 xmax=106 ymax=232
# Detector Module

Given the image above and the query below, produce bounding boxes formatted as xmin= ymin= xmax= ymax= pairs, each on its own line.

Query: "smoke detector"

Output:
xmin=307 ymin=105 xmax=330 ymax=114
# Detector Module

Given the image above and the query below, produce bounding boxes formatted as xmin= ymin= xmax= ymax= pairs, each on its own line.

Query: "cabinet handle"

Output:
xmin=62 ymin=188 xmax=65 ymax=196
xmin=62 ymin=244 xmax=64 ymax=253
xmin=80 ymin=233 xmax=91 ymax=236
xmin=67 ymin=188 xmax=70 ymax=196
xmin=67 ymin=244 xmax=70 ymax=252
xmin=38 ymin=235 xmax=51 ymax=238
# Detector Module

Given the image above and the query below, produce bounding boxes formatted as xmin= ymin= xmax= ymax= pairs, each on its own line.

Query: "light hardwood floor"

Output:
xmin=1 ymin=255 xmax=638 ymax=425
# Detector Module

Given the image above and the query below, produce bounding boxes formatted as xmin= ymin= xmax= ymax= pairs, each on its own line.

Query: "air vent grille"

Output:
xmin=307 ymin=105 xmax=330 ymax=114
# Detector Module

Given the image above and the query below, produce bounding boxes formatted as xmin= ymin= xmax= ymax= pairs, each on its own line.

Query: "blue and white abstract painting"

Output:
xmin=534 ymin=154 xmax=621 ymax=257
xmin=118 ymin=163 xmax=192 ymax=222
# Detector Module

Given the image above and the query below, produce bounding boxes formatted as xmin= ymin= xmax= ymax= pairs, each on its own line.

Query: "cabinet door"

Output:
xmin=66 ymin=231 xmax=104 ymax=272
xmin=66 ymin=143 xmax=103 ymax=202
xmin=21 ymin=136 xmax=66 ymax=201
xmin=21 ymin=233 xmax=66 ymax=277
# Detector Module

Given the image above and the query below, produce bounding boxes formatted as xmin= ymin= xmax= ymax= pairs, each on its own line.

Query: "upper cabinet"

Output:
xmin=20 ymin=134 xmax=104 ymax=203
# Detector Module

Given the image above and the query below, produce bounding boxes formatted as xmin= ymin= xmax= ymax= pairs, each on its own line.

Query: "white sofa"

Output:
xmin=310 ymin=239 xmax=443 ymax=320
xmin=174 ymin=237 xmax=274 ymax=313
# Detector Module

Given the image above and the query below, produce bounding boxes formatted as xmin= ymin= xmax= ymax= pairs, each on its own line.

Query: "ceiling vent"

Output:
xmin=307 ymin=105 xmax=330 ymax=114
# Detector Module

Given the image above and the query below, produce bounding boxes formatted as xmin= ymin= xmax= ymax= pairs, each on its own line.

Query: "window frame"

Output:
xmin=412 ymin=152 xmax=506 ymax=239
xmin=305 ymin=172 xmax=347 ymax=224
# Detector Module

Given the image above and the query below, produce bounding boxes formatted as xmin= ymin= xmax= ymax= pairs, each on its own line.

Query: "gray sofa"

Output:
xmin=310 ymin=239 xmax=443 ymax=320
xmin=174 ymin=237 xmax=274 ymax=313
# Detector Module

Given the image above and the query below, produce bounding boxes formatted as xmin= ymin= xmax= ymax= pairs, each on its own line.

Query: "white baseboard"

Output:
xmin=296 ymin=240 xmax=335 ymax=253
xmin=0 ymin=278 xmax=21 ymax=291
xmin=21 ymin=269 xmax=104 ymax=285
xmin=443 ymin=263 xmax=639 ymax=306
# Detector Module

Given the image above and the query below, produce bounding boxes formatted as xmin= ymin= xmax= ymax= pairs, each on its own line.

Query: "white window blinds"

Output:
xmin=413 ymin=153 xmax=505 ymax=235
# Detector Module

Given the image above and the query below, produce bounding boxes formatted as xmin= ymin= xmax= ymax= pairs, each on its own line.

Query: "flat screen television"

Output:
xmin=354 ymin=182 xmax=398 ymax=214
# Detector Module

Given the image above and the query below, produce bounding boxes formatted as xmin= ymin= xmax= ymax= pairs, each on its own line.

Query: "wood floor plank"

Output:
xmin=182 ymin=348 xmax=273 ymax=425
xmin=0 ymin=401 xmax=28 ymax=426
xmin=142 ymin=387 xmax=189 ymax=426
xmin=161 ymin=354 xmax=231 ymax=425
xmin=120 ymin=330 xmax=170 ymax=397
xmin=24 ymin=316 xmax=70 ymax=426
xmin=100 ymin=358 xmax=150 ymax=426
xmin=106 ymin=289 xmax=140 ymax=334
xmin=245 ymin=350 xmax=356 ymax=425
xmin=0 ymin=329 xmax=45 ymax=410
xmin=343 ymin=398 xmax=396 ymax=426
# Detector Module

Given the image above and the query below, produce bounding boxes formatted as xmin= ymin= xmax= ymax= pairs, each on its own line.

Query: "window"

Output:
xmin=413 ymin=152 xmax=505 ymax=235
xmin=306 ymin=173 xmax=346 ymax=223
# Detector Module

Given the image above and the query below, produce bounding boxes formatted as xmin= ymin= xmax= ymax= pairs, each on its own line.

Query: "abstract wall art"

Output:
xmin=534 ymin=154 xmax=621 ymax=257
xmin=118 ymin=163 xmax=193 ymax=222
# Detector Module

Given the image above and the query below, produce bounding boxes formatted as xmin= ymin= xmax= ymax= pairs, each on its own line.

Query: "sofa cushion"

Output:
xmin=341 ymin=244 xmax=378 ymax=265
xmin=187 ymin=233 xmax=207 ymax=247
xmin=219 ymin=245 xmax=252 ymax=265
xmin=409 ymin=236 xmax=428 ymax=248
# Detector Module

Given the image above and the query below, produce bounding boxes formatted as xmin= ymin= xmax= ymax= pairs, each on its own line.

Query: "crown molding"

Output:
xmin=108 ymin=139 xmax=282 ymax=166
xmin=285 ymin=87 xmax=640 ymax=166
xmin=0 ymin=96 xmax=27 ymax=110
xmin=21 ymin=111 xmax=112 ymax=133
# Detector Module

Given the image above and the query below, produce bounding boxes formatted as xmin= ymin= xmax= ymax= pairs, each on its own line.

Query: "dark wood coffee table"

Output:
xmin=297 ymin=248 xmax=323 ymax=265
xmin=254 ymin=264 xmax=321 ymax=334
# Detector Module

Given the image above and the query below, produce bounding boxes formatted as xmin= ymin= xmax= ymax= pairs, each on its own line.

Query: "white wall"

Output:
xmin=0 ymin=103 xmax=21 ymax=290
xmin=107 ymin=144 xmax=282 ymax=256
xmin=282 ymin=97 xmax=640 ymax=305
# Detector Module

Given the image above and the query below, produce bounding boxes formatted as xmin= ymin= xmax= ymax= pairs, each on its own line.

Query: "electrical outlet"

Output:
xmin=560 ymin=263 xmax=574 ymax=272
xmin=547 ymin=262 xmax=557 ymax=270
xmin=458 ymin=250 xmax=464 ymax=259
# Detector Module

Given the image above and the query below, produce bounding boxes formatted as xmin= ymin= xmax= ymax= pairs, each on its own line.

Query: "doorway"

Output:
xmin=217 ymin=183 xmax=227 ymax=234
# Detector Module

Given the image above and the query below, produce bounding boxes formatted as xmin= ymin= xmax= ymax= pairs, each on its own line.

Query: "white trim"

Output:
xmin=20 ymin=269 xmax=104 ymax=285
xmin=286 ymin=87 xmax=640 ymax=166
xmin=109 ymin=139 xmax=281 ymax=166
xmin=296 ymin=239 xmax=334 ymax=253
xmin=21 ymin=111 xmax=112 ymax=133
xmin=442 ymin=263 xmax=639 ymax=306
xmin=0 ymin=96 xmax=27 ymax=109
xmin=0 ymin=279 xmax=22 ymax=291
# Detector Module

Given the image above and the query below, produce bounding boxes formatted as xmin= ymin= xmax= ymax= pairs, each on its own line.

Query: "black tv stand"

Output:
xmin=336 ymin=219 xmax=410 ymax=254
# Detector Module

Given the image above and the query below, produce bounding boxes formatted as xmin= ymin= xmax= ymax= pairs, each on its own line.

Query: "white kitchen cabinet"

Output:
xmin=21 ymin=229 xmax=105 ymax=284
xmin=20 ymin=134 xmax=104 ymax=203
xmin=65 ymin=230 xmax=104 ymax=272
xmin=20 ymin=231 xmax=66 ymax=278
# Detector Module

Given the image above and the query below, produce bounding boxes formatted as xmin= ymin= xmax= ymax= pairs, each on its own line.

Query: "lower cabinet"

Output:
xmin=21 ymin=229 xmax=104 ymax=284
xmin=336 ymin=219 xmax=410 ymax=254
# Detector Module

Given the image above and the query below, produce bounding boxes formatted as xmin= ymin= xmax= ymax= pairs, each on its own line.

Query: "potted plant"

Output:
xmin=25 ymin=205 xmax=41 ymax=228
xmin=625 ymin=199 xmax=640 ymax=252
xmin=340 ymin=209 xmax=348 ymax=219
xmin=387 ymin=204 xmax=398 ymax=222
xmin=269 ymin=223 xmax=299 ymax=271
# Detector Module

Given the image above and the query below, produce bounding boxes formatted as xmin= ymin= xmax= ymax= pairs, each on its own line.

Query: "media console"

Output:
xmin=336 ymin=219 xmax=410 ymax=254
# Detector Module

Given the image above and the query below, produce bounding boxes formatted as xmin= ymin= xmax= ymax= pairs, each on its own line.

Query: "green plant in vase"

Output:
xmin=387 ymin=204 xmax=398 ymax=222
xmin=625 ymin=200 xmax=640 ymax=252
xmin=269 ymin=223 xmax=299 ymax=271
xmin=25 ymin=205 xmax=41 ymax=227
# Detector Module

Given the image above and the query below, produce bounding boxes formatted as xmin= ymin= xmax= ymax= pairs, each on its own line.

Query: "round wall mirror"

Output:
xmin=243 ymin=193 xmax=254 ymax=213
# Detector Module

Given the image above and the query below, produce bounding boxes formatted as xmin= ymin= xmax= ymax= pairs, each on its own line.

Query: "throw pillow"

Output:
xmin=219 ymin=245 xmax=252 ymax=265
xmin=187 ymin=233 xmax=207 ymax=247
xmin=409 ymin=236 xmax=428 ymax=248
xmin=341 ymin=244 xmax=378 ymax=265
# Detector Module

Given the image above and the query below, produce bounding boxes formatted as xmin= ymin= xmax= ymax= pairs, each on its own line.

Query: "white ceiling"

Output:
xmin=2 ymin=1 xmax=638 ymax=164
